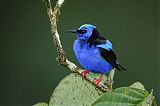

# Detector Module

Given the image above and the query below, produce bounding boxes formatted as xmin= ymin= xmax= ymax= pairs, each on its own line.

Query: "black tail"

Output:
xmin=116 ymin=64 xmax=126 ymax=71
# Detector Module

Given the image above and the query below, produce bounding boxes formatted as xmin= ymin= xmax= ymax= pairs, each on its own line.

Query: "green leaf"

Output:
xmin=92 ymin=82 xmax=156 ymax=106
xmin=49 ymin=73 xmax=103 ymax=106
xmin=33 ymin=102 xmax=48 ymax=106
xmin=141 ymin=90 xmax=155 ymax=106
xmin=130 ymin=82 xmax=145 ymax=91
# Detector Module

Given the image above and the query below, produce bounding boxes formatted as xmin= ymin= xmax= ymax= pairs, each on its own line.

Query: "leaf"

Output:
xmin=130 ymin=82 xmax=145 ymax=91
xmin=92 ymin=82 xmax=156 ymax=106
xmin=141 ymin=90 xmax=155 ymax=106
xmin=33 ymin=102 xmax=48 ymax=106
xmin=49 ymin=73 xmax=103 ymax=106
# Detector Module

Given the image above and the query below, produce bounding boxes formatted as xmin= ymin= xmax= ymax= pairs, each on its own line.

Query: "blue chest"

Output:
xmin=73 ymin=39 xmax=113 ymax=74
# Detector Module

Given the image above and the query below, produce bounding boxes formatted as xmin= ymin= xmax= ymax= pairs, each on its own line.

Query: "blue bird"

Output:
xmin=66 ymin=24 xmax=125 ymax=86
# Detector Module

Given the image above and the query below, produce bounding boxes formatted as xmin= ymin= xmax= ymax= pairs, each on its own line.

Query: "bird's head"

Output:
xmin=65 ymin=24 xmax=96 ymax=41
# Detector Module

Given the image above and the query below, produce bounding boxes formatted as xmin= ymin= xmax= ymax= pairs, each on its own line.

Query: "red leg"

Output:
xmin=94 ymin=74 xmax=103 ymax=87
xmin=81 ymin=70 xmax=89 ymax=77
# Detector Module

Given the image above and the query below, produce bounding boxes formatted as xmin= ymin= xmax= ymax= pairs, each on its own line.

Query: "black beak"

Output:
xmin=64 ymin=30 xmax=77 ymax=34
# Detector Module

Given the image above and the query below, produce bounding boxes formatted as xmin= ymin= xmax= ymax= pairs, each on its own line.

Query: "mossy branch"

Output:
xmin=42 ymin=0 xmax=112 ymax=92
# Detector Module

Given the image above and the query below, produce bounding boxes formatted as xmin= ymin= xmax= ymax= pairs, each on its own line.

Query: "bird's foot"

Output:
xmin=94 ymin=74 xmax=103 ymax=87
xmin=81 ymin=70 xmax=89 ymax=77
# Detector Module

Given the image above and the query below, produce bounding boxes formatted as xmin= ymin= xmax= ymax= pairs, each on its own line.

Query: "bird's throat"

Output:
xmin=78 ymin=39 xmax=88 ymax=48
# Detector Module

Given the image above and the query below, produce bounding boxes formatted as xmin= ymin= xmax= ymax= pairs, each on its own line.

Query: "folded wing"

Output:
xmin=87 ymin=28 xmax=125 ymax=71
xmin=97 ymin=40 xmax=125 ymax=71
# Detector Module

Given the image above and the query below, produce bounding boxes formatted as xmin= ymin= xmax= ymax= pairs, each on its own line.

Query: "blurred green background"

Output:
xmin=0 ymin=0 xmax=159 ymax=105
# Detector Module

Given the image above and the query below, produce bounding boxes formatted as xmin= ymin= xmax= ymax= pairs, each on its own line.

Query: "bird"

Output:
xmin=65 ymin=24 xmax=125 ymax=87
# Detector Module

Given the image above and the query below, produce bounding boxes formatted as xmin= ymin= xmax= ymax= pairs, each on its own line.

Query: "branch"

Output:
xmin=43 ymin=0 xmax=111 ymax=92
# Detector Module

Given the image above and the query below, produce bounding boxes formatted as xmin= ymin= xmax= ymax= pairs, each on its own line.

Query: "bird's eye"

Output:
xmin=77 ymin=30 xmax=87 ymax=34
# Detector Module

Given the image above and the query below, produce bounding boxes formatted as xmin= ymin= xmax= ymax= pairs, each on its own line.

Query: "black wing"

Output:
xmin=98 ymin=47 xmax=125 ymax=71
xmin=86 ymin=28 xmax=125 ymax=70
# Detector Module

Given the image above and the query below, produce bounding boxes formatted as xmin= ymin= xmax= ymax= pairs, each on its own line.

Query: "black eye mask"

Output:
xmin=77 ymin=30 xmax=87 ymax=34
